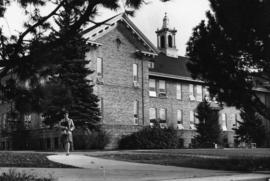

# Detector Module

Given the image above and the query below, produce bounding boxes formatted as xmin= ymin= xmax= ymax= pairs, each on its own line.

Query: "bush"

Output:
xmin=73 ymin=129 xmax=110 ymax=150
xmin=0 ymin=169 xmax=54 ymax=181
xmin=118 ymin=126 xmax=181 ymax=149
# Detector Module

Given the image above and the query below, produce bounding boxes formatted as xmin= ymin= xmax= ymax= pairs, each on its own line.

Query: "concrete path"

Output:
xmin=41 ymin=153 xmax=270 ymax=181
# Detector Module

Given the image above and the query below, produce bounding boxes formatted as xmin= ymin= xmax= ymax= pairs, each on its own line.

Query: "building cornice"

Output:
xmin=149 ymin=71 xmax=204 ymax=83
xmin=86 ymin=40 xmax=103 ymax=47
xmin=135 ymin=50 xmax=158 ymax=58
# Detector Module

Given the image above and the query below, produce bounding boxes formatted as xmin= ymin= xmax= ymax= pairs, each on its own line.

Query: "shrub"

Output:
xmin=73 ymin=129 xmax=110 ymax=150
xmin=118 ymin=126 xmax=181 ymax=149
xmin=0 ymin=169 xmax=54 ymax=181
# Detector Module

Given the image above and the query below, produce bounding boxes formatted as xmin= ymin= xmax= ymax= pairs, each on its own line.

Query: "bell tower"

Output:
xmin=156 ymin=13 xmax=178 ymax=58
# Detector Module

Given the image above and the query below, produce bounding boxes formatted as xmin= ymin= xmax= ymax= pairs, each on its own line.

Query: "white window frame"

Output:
xmin=159 ymin=108 xmax=167 ymax=121
xmin=189 ymin=111 xmax=196 ymax=130
xmin=177 ymin=110 xmax=184 ymax=130
xmin=158 ymin=80 xmax=166 ymax=96
xmin=149 ymin=79 xmax=157 ymax=97
xmin=97 ymin=57 xmax=103 ymax=77
xmin=148 ymin=62 xmax=155 ymax=69
xmin=176 ymin=83 xmax=182 ymax=100
xmin=189 ymin=84 xmax=195 ymax=101
xmin=196 ymin=85 xmax=203 ymax=102
xmin=133 ymin=100 xmax=139 ymax=125
xmin=133 ymin=64 xmax=138 ymax=82
xmin=99 ymin=97 xmax=104 ymax=121
xmin=221 ymin=113 xmax=227 ymax=131
xmin=149 ymin=108 xmax=157 ymax=126
xmin=159 ymin=108 xmax=167 ymax=128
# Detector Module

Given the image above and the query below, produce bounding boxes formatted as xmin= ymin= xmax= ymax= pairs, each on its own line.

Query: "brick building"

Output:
xmin=83 ymin=13 xmax=246 ymax=148
xmin=0 ymin=13 xmax=269 ymax=149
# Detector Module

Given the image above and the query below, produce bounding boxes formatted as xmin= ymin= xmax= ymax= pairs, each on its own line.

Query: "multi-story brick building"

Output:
xmin=0 ymin=13 xmax=269 ymax=149
xmin=83 ymin=13 xmax=247 ymax=148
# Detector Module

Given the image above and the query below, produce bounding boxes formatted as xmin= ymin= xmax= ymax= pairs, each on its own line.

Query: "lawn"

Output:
xmin=87 ymin=148 xmax=270 ymax=171
xmin=0 ymin=151 xmax=74 ymax=168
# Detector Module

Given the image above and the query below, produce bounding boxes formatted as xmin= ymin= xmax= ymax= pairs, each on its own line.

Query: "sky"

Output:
xmin=1 ymin=0 xmax=210 ymax=56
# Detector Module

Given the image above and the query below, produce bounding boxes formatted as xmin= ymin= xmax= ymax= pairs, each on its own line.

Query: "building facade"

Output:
xmin=0 ymin=13 xmax=269 ymax=149
xmin=83 ymin=13 xmax=246 ymax=148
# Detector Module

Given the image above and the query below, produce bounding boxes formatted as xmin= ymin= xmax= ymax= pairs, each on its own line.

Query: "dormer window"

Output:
xmin=148 ymin=62 xmax=155 ymax=69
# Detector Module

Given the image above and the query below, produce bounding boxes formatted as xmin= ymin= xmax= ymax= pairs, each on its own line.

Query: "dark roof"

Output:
xmin=151 ymin=53 xmax=192 ymax=78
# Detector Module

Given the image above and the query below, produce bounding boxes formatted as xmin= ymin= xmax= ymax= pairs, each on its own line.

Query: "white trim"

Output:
xmin=86 ymin=40 xmax=103 ymax=47
xmin=149 ymin=72 xmax=204 ymax=83
xmin=122 ymin=15 xmax=159 ymax=54
xmin=135 ymin=50 xmax=158 ymax=58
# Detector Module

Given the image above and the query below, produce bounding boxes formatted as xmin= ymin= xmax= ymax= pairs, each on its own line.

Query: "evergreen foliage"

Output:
xmin=194 ymin=100 xmax=221 ymax=148
xmin=40 ymin=9 xmax=100 ymax=128
xmin=186 ymin=0 xmax=270 ymax=121
xmin=0 ymin=0 xmax=169 ymax=130
xmin=234 ymin=106 xmax=266 ymax=147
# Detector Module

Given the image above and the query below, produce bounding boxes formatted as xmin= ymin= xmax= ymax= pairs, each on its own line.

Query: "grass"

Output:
xmin=0 ymin=152 xmax=74 ymax=168
xmin=0 ymin=169 xmax=55 ymax=181
xmin=87 ymin=148 xmax=270 ymax=171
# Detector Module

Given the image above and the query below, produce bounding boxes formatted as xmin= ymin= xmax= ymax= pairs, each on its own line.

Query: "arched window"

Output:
xmin=160 ymin=35 xmax=165 ymax=48
xmin=168 ymin=35 xmax=173 ymax=48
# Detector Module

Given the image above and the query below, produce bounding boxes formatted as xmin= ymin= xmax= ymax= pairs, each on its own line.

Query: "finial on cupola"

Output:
xmin=162 ymin=12 xmax=169 ymax=29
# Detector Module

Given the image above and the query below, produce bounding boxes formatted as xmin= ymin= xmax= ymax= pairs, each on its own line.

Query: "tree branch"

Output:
xmin=14 ymin=1 xmax=65 ymax=56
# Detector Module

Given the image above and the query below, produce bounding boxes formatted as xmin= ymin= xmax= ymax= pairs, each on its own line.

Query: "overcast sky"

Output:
xmin=1 ymin=0 xmax=210 ymax=56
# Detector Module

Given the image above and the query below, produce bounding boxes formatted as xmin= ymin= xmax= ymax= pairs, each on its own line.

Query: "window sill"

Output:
xmin=158 ymin=95 xmax=168 ymax=99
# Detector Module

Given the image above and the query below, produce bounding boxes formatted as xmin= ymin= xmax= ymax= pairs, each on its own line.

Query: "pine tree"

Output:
xmin=186 ymin=0 xmax=270 ymax=121
xmin=194 ymin=100 xmax=221 ymax=148
xmin=41 ymin=7 xmax=100 ymax=129
xmin=234 ymin=106 xmax=266 ymax=147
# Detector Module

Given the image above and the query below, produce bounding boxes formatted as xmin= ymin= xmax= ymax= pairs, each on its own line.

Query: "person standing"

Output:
xmin=59 ymin=111 xmax=75 ymax=156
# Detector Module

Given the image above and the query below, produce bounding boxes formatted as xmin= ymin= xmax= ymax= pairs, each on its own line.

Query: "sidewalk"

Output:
xmin=42 ymin=153 xmax=269 ymax=181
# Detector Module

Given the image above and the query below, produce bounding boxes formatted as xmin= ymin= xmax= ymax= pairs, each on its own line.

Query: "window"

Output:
xmin=168 ymin=35 xmax=173 ymax=48
xmin=24 ymin=114 xmax=32 ymax=129
xmin=177 ymin=110 xmax=184 ymax=130
xmin=160 ymin=35 xmax=165 ymax=48
xmin=231 ymin=113 xmax=236 ymax=129
xmin=221 ymin=113 xmax=227 ymax=131
xmin=159 ymin=108 xmax=167 ymax=128
xmin=149 ymin=79 xmax=157 ymax=97
xmin=196 ymin=85 xmax=203 ymax=102
xmin=149 ymin=108 xmax=156 ymax=125
xmin=189 ymin=84 xmax=195 ymax=101
xmin=148 ymin=62 xmax=155 ymax=69
xmin=159 ymin=108 xmax=167 ymax=122
xmin=190 ymin=111 xmax=196 ymax=130
xmin=194 ymin=112 xmax=199 ymax=124
xmin=99 ymin=97 xmax=104 ymax=121
xmin=133 ymin=64 xmax=138 ymax=82
xmin=204 ymin=87 xmax=210 ymax=102
xmin=176 ymin=83 xmax=182 ymax=100
xmin=97 ymin=57 xmax=103 ymax=77
xmin=133 ymin=100 xmax=139 ymax=125
xmin=158 ymin=80 xmax=166 ymax=97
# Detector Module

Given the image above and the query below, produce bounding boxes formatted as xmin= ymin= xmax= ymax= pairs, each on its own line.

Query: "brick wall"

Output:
xmin=102 ymin=124 xmax=143 ymax=149
xmin=85 ymin=22 xmax=151 ymax=126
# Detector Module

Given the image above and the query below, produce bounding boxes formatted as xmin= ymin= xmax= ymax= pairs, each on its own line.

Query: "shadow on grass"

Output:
xmin=0 ymin=169 xmax=55 ymax=181
xmin=0 ymin=152 xmax=75 ymax=168
xmin=92 ymin=153 xmax=270 ymax=172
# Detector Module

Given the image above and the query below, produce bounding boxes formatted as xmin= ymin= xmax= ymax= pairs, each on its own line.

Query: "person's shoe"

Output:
xmin=66 ymin=153 xmax=69 ymax=156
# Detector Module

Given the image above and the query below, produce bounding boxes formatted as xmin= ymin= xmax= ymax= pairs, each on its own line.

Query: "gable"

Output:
xmin=83 ymin=13 xmax=158 ymax=54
